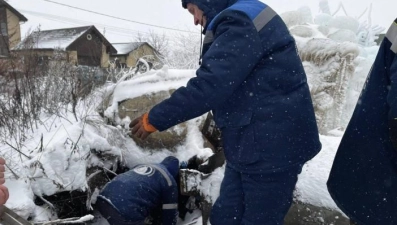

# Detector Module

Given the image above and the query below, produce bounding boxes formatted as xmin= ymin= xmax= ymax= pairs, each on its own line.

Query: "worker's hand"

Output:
xmin=130 ymin=113 xmax=157 ymax=140
xmin=0 ymin=185 xmax=8 ymax=205
xmin=0 ymin=158 xmax=8 ymax=205
xmin=0 ymin=158 xmax=5 ymax=185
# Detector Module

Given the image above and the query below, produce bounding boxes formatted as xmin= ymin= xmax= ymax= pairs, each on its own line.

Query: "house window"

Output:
xmin=0 ymin=22 xmax=7 ymax=36
xmin=0 ymin=47 xmax=8 ymax=57
xmin=37 ymin=56 xmax=49 ymax=65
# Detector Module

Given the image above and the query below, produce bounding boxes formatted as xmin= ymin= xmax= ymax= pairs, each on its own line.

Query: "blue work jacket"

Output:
xmin=150 ymin=0 xmax=321 ymax=172
xmin=99 ymin=163 xmax=178 ymax=225
xmin=328 ymin=19 xmax=397 ymax=225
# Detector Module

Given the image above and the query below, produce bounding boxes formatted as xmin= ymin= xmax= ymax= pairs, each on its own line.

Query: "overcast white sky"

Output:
xmin=7 ymin=0 xmax=397 ymax=43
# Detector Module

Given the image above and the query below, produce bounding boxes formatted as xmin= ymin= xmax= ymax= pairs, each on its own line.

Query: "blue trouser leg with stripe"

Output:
xmin=210 ymin=163 xmax=302 ymax=225
xmin=96 ymin=197 xmax=145 ymax=225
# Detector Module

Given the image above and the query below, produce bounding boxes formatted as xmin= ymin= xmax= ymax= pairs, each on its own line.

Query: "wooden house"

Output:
xmin=0 ymin=0 xmax=27 ymax=57
xmin=13 ymin=25 xmax=116 ymax=67
xmin=110 ymin=42 xmax=159 ymax=68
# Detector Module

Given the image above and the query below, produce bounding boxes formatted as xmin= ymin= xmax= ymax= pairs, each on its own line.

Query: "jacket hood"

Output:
xmin=160 ymin=156 xmax=180 ymax=180
xmin=182 ymin=0 xmax=238 ymax=32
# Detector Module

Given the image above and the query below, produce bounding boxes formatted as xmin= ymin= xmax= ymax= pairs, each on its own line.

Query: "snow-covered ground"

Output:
xmin=0 ymin=65 xmax=368 ymax=224
xmin=0 ymin=2 xmax=385 ymax=224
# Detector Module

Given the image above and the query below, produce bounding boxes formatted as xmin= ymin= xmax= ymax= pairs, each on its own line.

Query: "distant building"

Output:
xmin=0 ymin=0 xmax=27 ymax=57
xmin=110 ymin=42 xmax=160 ymax=68
xmin=13 ymin=25 xmax=117 ymax=67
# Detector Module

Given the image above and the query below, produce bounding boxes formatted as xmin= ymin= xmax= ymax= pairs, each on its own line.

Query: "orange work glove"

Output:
xmin=130 ymin=113 xmax=157 ymax=140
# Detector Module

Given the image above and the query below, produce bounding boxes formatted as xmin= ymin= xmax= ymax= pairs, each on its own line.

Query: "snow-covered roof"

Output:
xmin=13 ymin=26 xmax=91 ymax=51
xmin=111 ymin=42 xmax=146 ymax=55
xmin=14 ymin=26 xmax=92 ymax=50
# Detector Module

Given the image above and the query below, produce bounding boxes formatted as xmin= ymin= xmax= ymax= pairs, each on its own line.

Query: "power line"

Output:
xmin=19 ymin=9 xmax=190 ymax=40
xmin=20 ymin=10 xmax=92 ymax=27
xmin=19 ymin=9 xmax=151 ymax=36
xmin=19 ymin=9 xmax=196 ymax=42
xmin=41 ymin=0 xmax=197 ymax=33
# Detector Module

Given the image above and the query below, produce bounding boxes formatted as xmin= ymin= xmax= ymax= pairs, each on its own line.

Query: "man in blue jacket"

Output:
xmin=96 ymin=156 xmax=179 ymax=225
xmin=327 ymin=18 xmax=397 ymax=225
xmin=130 ymin=0 xmax=321 ymax=224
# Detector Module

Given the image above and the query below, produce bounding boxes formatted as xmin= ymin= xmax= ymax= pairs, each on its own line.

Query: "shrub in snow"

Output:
xmin=327 ymin=29 xmax=358 ymax=43
xmin=297 ymin=38 xmax=359 ymax=134
xmin=290 ymin=25 xmax=316 ymax=38
xmin=281 ymin=10 xmax=310 ymax=28
xmin=314 ymin=13 xmax=334 ymax=27
xmin=328 ymin=16 xmax=360 ymax=33
xmin=319 ymin=0 xmax=331 ymax=15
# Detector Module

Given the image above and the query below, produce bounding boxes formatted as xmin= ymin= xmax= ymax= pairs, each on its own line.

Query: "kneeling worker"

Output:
xmin=96 ymin=156 xmax=179 ymax=225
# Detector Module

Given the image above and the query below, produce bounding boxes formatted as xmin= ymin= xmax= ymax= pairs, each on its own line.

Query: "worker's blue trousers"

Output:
xmin=210 ymin=163 xmax=302 ymax=225
xmin=96 ymin=197 xmax=147 ymax=225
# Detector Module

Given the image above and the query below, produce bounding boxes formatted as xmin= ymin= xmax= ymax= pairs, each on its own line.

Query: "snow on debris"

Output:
xmin=104 ymin=65 xmax=196 ymax=124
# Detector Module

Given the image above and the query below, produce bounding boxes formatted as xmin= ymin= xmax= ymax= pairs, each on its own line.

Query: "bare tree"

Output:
xmin=133 ymin=29 xmax=203 ymax=70
xmin=0 ymin=24 xmax=104 ymax=155
xmin=134 ymin=30 xmax=170 ymax=58
xmin=165 ymin=31 xmax=202 ymax=69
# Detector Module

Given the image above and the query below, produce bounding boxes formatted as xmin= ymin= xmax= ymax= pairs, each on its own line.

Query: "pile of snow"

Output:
xmin=103 ymin=66 xmax=196 ymax=126
xmin=1 ymin=63 xmax=359 ymax=224
xmin=1 ymin=66 xmax=214 ymax=224
xmin=295 ymin=135 xmax=343 ymax=210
